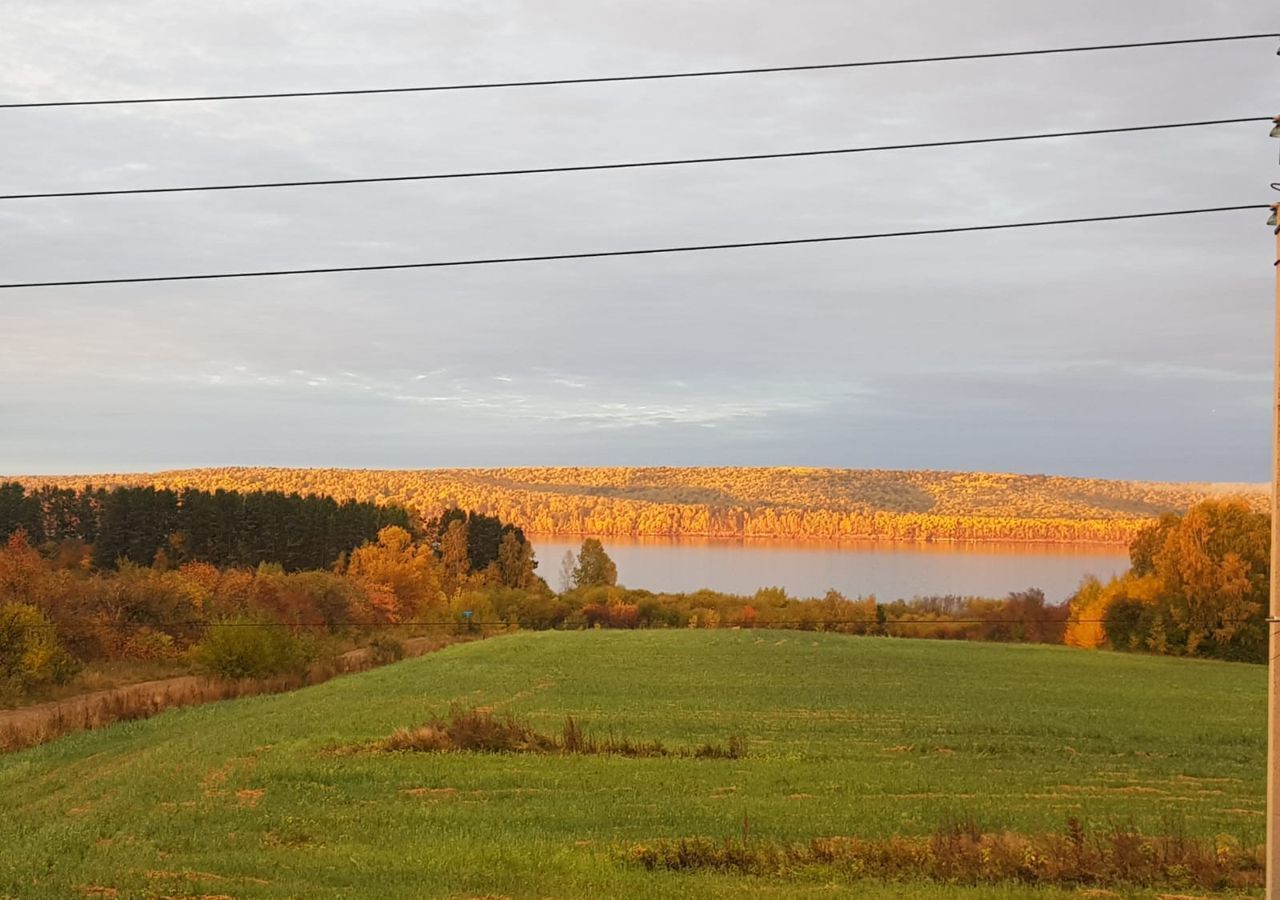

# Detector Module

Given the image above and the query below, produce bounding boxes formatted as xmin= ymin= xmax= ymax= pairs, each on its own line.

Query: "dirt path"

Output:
xmin=0 ymin=676 xmax=205 ymax=733
xmin=0 ymin=634 xmax=466 ymax=751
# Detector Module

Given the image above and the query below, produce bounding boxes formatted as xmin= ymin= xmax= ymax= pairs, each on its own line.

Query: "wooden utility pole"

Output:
xmin=1270 ymin=198 xmax=1280 ymax=900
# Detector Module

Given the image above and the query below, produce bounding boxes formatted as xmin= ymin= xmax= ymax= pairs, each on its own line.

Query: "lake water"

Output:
xmin=530 ymin=537 xmax=1129 ymax=603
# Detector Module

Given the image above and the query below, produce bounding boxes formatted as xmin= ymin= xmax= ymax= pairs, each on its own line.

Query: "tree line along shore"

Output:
xmin=11 ymin=466 xmax=1266 ymax=545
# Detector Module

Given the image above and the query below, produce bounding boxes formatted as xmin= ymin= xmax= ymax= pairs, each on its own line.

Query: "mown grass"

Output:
xmin=0 ymin=630 xmax=1265 ymax=898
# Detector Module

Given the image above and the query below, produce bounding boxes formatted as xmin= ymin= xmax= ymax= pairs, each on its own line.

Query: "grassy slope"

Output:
xmin=0 ymin=631 xmax=1265 ymax=899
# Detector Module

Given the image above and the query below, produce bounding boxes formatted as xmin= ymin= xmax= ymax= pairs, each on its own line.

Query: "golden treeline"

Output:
xmin=16 ymin=467 xmax=1265 ymax=546
xmin=1062 ymin=499 xmax=1269 ymax=662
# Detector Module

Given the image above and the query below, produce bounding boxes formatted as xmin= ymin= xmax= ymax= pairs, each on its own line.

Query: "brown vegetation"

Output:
xmin=0 ymin=511 xmax=532 ymax=707
xmin=0 ymin=635 xmax=462 ymax=753
xmin=16 ymin=467 xmax=1266 ymax=545
xmin=630 ymin=814 xmax=1262 ymax=891
xmin=560 ymin=583 xmax=1066 ymax=645
xmin=376 ymin=706 xmax=745 ymax=759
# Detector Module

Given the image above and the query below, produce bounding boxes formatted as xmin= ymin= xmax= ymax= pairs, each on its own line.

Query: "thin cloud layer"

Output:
xmin=0 ymin=0 xmax=1275 ymax=479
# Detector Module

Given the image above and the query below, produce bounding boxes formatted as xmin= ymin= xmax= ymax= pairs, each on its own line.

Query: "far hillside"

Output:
xmin=12 ymin=467 xmax=1267 ymax=545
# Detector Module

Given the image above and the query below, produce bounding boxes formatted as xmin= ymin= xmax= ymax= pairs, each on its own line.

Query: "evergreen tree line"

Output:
xmin=430 ymin=508 xmax=530 ymax=575
xmin=0 ymin=483 xmax=411 ymax=572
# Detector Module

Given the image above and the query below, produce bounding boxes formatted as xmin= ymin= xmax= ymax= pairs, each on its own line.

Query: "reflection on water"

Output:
xmin=530 ymin=536 xmax=1129 ymax=603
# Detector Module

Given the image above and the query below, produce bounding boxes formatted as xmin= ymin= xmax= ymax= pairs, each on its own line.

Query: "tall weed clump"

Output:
xmin=629 ymin=815 xmax=1264 ymax=891
xmin=377 ymin=706 xmax=744 ymax=759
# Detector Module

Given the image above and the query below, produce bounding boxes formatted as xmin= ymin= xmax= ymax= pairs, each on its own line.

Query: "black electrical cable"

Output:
xmin=3 ymin=33 xmax=1275 ymax=109
xmin=0 ymin=205 xmax=1264 ymax=290
xmin=1 ymin=117 xmax=1265 ymax=202
xmin=15 ymin=618 xmax=1226 ymax=629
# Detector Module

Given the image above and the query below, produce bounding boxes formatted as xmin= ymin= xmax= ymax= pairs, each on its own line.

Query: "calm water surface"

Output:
xmin=531 ymin=537 xmax=1128 ymax=603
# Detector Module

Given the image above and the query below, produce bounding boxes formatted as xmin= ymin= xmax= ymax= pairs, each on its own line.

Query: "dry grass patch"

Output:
xmin=629 ymin=815 xmax=1263 ymax=892
xmin=404 ymin=787 xmax=460 ymax=798
xmin=234 ymin=788 xmax=264 ymax=807
xmin=144 ymin=870 xmax=270 ymax=886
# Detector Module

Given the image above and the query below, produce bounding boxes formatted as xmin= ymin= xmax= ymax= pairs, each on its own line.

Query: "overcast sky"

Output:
xmin=1 ymin=1 xmax=1276 ymax=480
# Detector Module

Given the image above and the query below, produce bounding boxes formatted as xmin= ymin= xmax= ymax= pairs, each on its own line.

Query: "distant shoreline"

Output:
xmin=524 ymin=532 xmax=1136 ymax=548
xmin=11 ymin=466 xmax=1265 ymax=548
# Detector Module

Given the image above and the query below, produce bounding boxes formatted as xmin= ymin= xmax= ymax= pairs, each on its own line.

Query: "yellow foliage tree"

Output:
xmin=1064 ymin=576 xmax=1107 ymax=649
xmin=345 ymin=526 xmax=444 ymax=621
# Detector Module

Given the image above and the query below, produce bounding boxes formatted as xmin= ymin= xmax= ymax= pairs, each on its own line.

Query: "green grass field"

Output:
xmin=0 ymin=631 xmax=1266 ymax=899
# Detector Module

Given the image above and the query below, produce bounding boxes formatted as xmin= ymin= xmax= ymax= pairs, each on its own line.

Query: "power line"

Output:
xmin=16 ymin=618 xmax=1252 ymax=629
xmin=1 ymin=117 xmax=1265 ymax=202
xmin=0 ymin=205 xmax=1264 ymax=291
xmin=3 ymin=33 xmax=1276 ymax=109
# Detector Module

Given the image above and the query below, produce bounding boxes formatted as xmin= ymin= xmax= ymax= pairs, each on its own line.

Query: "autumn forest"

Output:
xmin=12 ymin=466 xmax=1266 ymax=545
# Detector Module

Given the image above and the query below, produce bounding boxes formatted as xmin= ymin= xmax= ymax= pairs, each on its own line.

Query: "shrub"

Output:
xmin=450 ymin=591 xmax=499 ymax=633
xmin=0 ymin=602 xmax=78 ymax=695
xmin=489 ymin=587 xmax=570 ymax=629
xmin=694 ymin=734 xmax=747 ymax=759
xmin=580 ymin=602 xmax=610 ymax=628
xmin=382 ymin=706 xmax=556 ymax=754
xmin=367 ymin=634 xmax=405 ymax=665
xmin=191 ymin=617 xmax=312 ymax=679
xmin=121 ymin=626 xmax=178 ymax=661
xmin=272 ymin=571 xmax=365 ymax=632
xmin=84 ymin=563 xmax=206 ymax=660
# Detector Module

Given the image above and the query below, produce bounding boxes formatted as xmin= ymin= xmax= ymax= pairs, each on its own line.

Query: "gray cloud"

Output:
xmin=1 ymin=0 xmax=1275 ymax=478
